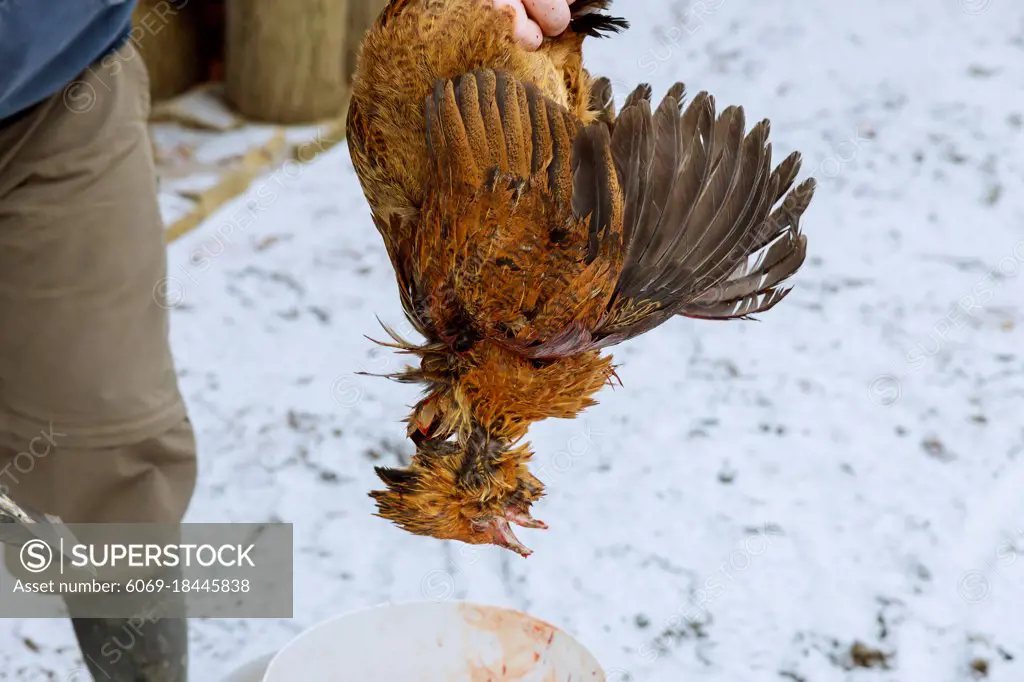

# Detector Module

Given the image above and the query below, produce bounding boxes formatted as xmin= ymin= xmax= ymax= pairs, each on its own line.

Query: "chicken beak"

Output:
xmin=505 ymin=506 xmax=548 ymax=529
xmin=486 ymin=517 xmax=533 ymax=558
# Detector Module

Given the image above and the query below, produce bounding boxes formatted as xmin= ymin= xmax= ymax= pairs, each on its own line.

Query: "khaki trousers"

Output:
xmin=0 ymin=44 xmax=197 ymax=579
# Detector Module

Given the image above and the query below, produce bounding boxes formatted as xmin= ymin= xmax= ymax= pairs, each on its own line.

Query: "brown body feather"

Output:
xmin=347 ymin=0 xmax=815 ymax=555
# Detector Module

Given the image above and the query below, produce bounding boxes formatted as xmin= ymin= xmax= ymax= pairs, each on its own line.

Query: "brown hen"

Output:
xmin=346 ymin=0 xmax=816 ymax=556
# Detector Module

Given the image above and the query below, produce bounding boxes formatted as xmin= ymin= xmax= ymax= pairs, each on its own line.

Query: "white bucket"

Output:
xmin=257 ymin=601 xmax=606 ymax=681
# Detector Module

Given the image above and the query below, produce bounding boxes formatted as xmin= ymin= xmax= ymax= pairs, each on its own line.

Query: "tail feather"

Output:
xmin=569 ymin=0 xmax=629 ymax=37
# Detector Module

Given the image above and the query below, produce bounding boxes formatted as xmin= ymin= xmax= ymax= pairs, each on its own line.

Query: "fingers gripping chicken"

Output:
xmin=347 ymin=0 xmax=816 ymax=556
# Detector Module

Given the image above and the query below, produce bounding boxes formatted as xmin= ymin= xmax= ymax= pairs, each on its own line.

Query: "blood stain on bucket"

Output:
xmin=459 ymin=603 xmax=587 ymax=681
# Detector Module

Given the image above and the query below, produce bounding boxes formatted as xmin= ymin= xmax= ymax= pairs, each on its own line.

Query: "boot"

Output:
xmin=63 ymin=560 xmax=189 ymax=681
xmin=64 ymin=568 xmax=189 ymax=682
xmin=68 ymin=613 xmax=188 ymax=681
xmin=1 ymin=492 xmax=188 ymax=680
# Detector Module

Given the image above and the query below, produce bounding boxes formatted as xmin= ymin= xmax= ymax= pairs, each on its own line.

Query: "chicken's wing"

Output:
xmin=417 ymin=68 xmax=815 ymax=360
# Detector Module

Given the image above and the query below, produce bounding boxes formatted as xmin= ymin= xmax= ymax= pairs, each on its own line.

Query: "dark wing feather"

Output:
xmin=610 ymin=93 xmax=654 ymax=254
xmin=586 ymin=84 xmax=815 ymax=347
xmin=572 ymin=123 xmax=616 ymax=263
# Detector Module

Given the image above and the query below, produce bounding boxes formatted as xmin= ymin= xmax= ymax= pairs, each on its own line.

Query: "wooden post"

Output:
xmin=131 ymin=0 xmax=203 ymax=102
xmin=224 ymin=0 xmax=349 ymax=124
xmin=344 ymin=0 xmax=389 ymax=82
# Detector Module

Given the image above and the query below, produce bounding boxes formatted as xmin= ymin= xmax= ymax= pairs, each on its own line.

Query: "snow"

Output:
xmin=3 ymin=0 xmax=1024 ymax=680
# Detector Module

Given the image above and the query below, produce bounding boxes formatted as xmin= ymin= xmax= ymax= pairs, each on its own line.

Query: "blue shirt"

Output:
xmin=0 ymin=0 xmax=137 ymax=120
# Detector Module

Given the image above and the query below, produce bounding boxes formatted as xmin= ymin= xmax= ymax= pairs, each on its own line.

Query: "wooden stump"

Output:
xmin=344 ymin=0 xmax=389 ymax=81
xmin=131 ymin=0 xmax=204 ymax=102
xmin=225 ymin=0 xmax=349 ymax=124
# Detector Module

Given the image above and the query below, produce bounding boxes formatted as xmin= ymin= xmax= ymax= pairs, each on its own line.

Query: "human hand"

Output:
xmin=494 ymin=0 xmax=574 ymax=51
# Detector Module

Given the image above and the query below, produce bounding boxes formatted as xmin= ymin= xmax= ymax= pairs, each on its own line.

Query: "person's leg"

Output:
xmin=0 ymin=42 xmax=195 ymax=681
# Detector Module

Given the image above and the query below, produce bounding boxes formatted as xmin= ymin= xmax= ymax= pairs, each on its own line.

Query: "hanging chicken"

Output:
xmin=346 ymin=0 xmax=816 ymax=556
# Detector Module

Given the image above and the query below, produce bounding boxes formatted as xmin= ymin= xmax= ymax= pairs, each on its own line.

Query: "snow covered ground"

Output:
xmin=3 ymin=0 xmax=1024 ymax=679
